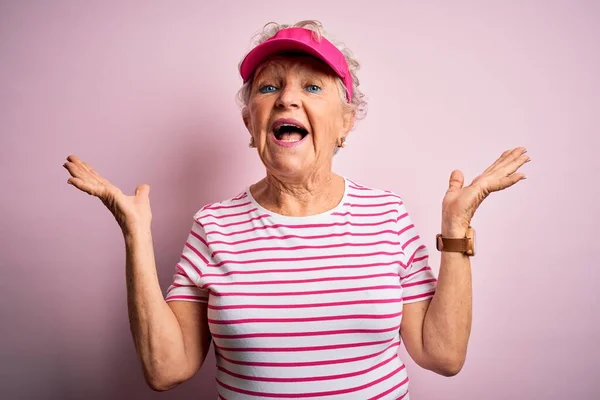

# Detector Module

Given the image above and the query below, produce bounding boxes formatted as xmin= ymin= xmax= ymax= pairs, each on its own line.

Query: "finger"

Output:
xmin=494 ymin=147 xmax=527 ymax=171
xmin=66 ymin=155 xmax=93 ymax=175
xmin=484 ymin=147 xmax=526 ymax=174
xmin=67 ymin=155 xmax=92 ymax=175
xmin=64 ymin=161 xmax=97 ymax=185
xmin=486 ymin=172 xmax=526 ymax=192
xmin=64 ymin=159 xmax=111 ymax=187
xmin=447 ymin=170 xmax=464 ymax=193
xmin=63 ymin=161 xmax=86 ymax=178
xmin=135 ymin=184 xmax=151 ymax=198
xmin=66 ymin=154 xmax=88 ymax=168
xmin=498 ymin=153 xmax=531 ymax=178
xmin=64 ymin=161 xmax=107 ymax=194
xmin=483 ymin=149 xmax=513 ymax=174
xmin=67 ymin=177 xmax=105 ymax=197
xmin=81 ymin=161 xmax=109 ymax=184
xmin=80 ymin=161 xmax=93 ymax=174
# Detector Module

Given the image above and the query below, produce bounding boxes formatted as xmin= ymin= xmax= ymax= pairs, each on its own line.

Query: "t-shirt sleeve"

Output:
xmin=396 ymin=200 xmax=438 ymax=304
xmin=165 ymin=215 xmax=211 ymax=303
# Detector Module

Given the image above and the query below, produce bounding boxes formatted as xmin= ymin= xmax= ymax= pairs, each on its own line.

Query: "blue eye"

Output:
xmin=259 ymin=85 xmax=277 ymax=93
xmin=305 ymin=85 xmax=322 ymax=93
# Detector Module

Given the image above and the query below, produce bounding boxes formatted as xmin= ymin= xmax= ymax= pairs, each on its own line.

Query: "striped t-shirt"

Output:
xmin=165 ymin=178 xmax=437 ymax=399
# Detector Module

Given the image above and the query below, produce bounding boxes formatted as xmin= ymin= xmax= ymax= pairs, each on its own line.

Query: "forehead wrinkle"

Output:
xmin=254 ymin=55 xmax=336 ymax=83
xmin=254 ymin=60 xmax=288 ymax=82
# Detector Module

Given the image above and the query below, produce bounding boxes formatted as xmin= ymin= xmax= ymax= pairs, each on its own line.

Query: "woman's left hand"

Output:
xmin=441 ymin=147 xmax=531 ymax=236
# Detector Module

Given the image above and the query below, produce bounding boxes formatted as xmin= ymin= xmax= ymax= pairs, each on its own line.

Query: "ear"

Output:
xmin=242 ymin=107 xmax=251 ymax=133
xmin=341 ymin=109 xmax=356 ymax=137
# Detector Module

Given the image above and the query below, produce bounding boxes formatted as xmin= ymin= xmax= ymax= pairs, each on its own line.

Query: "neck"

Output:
xmin=251 ymin=171 xmax=345 ymax=217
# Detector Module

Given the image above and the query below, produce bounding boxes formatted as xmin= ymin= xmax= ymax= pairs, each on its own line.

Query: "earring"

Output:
xmin=249 ymin=137 xmax=256 ymax=148
xmin=338 ymin=137 xmax=347 ymax=148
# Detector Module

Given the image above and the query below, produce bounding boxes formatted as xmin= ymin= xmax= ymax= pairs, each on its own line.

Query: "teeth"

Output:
xmin=275 ymin=124 xmax=302 ymax=132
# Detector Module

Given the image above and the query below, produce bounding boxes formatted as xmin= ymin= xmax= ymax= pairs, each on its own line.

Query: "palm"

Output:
xmin=63 ymin=155 xmax=152 ymax=232
xmin=442 ymin=147 xmax=530 ymax=228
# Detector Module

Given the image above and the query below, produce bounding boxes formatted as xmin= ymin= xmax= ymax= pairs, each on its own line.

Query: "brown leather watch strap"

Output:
xmin=435 ymin=226 xmax=476 ymax=256
xmin=435 ymin=235 xmax=469 ymax=252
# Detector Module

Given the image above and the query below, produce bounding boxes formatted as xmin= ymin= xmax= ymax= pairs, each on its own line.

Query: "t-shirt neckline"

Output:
xmin=245 ymin=177 xmax=349 ymax=222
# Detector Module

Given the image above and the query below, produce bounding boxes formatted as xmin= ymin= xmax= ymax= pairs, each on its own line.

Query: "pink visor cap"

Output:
xmin=239 ymin=27 xmax=353 ymax=102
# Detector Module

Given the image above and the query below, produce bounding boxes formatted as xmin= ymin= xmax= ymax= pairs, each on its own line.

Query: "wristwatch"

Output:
xmin=436 ymin=226 xmax=476 ymax=256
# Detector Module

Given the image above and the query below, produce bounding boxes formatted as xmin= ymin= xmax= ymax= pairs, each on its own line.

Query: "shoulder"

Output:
xmin=192 ymin=190 xmax=254 ymax=222
xmin=345 ymin=177 xmax=405 ymax=204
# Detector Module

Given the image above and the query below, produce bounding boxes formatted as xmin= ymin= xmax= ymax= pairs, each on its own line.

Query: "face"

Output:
xmin=243 ymin=55 xmax=355 ymax=182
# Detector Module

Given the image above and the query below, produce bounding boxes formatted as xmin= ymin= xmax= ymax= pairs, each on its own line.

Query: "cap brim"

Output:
xmin=239 ymin=37 xmax=344 ymax=82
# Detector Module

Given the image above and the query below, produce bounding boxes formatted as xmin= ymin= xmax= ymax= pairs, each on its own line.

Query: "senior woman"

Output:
xmin=63 ymin=20 xmax=530 ymax=399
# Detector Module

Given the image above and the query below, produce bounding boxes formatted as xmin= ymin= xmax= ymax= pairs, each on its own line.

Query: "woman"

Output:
xmin=63 ymin=20 xmax=530 ymax=399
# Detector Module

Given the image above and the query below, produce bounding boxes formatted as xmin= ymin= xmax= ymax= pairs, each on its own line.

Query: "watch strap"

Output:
xmin=435 ymin=234 xmax=469 ymax=253
xmin=436 ymin=226 xmax=475 ymax=256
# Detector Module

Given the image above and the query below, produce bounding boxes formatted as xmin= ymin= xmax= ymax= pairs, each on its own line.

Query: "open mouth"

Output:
xmin=273 ymin=124 xmax=309 ymax=143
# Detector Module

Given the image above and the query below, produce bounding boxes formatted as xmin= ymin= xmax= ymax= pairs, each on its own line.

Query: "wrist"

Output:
xmin=123 ymin=222 xmax=152 ymax=241
xmin=441 ymin=221 xmax=469 ymax=238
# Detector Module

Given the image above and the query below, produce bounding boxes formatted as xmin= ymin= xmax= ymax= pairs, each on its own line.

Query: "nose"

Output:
xmin=275 ymin=84 xmax=301 ymax=109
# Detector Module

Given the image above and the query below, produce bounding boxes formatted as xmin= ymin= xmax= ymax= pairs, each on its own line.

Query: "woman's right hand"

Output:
xmin=63 ymin=155 xmax=152 ymax=234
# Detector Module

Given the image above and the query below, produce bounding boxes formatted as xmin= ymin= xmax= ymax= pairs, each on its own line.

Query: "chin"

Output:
xmin=267 ymin=158 xmax=312 ymax=178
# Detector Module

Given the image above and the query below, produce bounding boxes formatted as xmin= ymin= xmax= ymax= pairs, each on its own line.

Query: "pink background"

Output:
xmin=1 ymin=1 xmax=598 ymax=399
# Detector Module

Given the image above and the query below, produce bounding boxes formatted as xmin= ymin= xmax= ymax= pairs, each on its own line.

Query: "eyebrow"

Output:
xmin=254 ymin=69 xmax=330 ymax=86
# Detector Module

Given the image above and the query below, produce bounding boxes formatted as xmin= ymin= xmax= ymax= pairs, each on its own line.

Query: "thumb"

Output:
xmin=447 ymin=170 xmax=464 ymax=192
xmin=135 ymin=184 xmax=151 ymax=198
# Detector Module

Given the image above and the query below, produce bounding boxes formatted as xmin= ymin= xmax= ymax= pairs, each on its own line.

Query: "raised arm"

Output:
xmin=401 ymin=147 xmax=530 ymax=376
xmin=63 ymin=155 xmax=211 ymax=390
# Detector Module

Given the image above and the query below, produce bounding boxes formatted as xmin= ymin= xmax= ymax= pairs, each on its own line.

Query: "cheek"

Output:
xmin=248 ymin=100 xmax=271 ymax=131
xmin=308 ymin=106 xmax=344 ymax=141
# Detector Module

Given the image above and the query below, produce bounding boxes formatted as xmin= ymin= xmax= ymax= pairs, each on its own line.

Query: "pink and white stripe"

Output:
xmin=166 ymin=178 xmax=437 ymax=399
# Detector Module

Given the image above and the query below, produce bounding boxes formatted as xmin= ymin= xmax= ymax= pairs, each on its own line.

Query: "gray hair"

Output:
xmin=237 ymin=20 xmax=368 ymax=124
